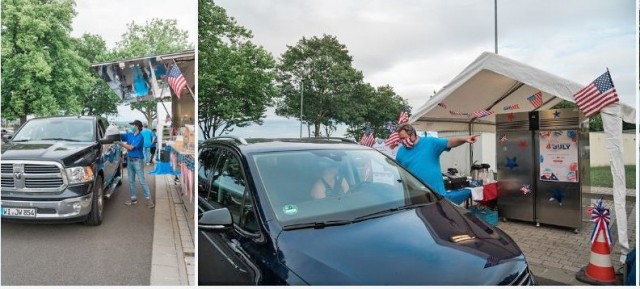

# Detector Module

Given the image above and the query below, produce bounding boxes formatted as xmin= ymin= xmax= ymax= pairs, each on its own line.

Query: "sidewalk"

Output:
xmin=149 ymin=174 xmax=195 ymax=285
xmin=498 ymin=186 xmax=636 ymax=285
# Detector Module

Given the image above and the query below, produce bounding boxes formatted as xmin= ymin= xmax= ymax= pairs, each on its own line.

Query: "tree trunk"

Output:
xmin=314 ymin=122 xmax=321 ymax=137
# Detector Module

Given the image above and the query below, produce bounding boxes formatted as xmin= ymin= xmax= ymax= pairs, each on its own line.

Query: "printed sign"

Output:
xmin=539 ymin=130 xmax=579 ymax=183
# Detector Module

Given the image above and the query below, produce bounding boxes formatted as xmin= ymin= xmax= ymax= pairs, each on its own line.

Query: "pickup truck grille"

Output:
xmin=0 ymin=161 xmax=67 ymax=192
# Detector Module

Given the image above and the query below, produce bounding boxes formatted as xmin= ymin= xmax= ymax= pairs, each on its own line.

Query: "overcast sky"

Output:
xmin=217 ymin=0 xmax=636 ymax=111
xmin=71 ymin=0 xmax=197 ymax=121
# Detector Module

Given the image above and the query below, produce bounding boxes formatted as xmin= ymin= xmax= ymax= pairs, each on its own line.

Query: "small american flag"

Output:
xmin=471 ymin=110 xmax=494 ymax=118
xmin=385 ymin=132 xmax=400 ymax=147
xmin=397 ymin=109 xmax=409 ymax=124
xmin=573 ymin=71 xmax=619 ymax=118
xmin=499 ymin=134 xmax=508 ymax=144
xmin=168 ymin=64 xmax=188 ymax=99
xmin=527 ymin=91 xmax=543 ymax=108
xmin=502 ymin=104 xmax=520 ymax=111
xmin=359 ymin=127 xmax=375 ymax=147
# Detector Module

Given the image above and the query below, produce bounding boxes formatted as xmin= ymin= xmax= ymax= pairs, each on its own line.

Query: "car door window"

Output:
xmin=199 ymin=147 xmax=221 ymax=198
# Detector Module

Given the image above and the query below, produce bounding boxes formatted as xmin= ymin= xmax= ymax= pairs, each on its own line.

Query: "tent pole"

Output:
xmin=469 ymin=122 xmax=473 ymax=174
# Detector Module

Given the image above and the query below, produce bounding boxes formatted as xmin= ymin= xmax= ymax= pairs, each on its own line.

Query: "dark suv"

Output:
xmin=197 ymin=137 xmax=534 ymax=285
xmin=1 ymin=116 xmax=124 ymax=225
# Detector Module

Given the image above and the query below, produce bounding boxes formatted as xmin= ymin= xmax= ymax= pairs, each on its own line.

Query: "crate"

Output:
xmin=469 ymin=205 xmax=498 ymax=226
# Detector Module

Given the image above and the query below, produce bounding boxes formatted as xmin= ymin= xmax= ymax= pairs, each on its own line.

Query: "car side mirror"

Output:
xmin=198 ymin=208 xmax=233 ymax=230
xmin=98 ymin=133 xmax=121 ymax=144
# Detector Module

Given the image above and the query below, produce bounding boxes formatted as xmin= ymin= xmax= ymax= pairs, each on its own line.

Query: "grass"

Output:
xmin=590 ymin=165 xmax=636 ymax=189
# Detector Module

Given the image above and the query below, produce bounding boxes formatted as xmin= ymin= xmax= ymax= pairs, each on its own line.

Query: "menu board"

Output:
xmin=539 ymin=130 xmax=579 ymax=183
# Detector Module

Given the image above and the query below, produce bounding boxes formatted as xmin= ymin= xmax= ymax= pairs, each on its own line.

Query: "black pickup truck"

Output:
xmin=1 ymin=116 xmax=124 ymax=226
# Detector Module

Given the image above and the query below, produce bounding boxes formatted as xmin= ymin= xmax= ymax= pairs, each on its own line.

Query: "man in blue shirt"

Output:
xmin=140 ymin=124 xmax=154 ymax=165
xmin=119 ymin=120 xmax=154 ymax=208
xmin=395 ymin=124 xmax=477 ymax=195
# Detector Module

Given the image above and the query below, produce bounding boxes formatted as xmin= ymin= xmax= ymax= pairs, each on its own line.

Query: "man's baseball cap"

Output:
xmin=129 ymin=120 xmax=143 ymax=129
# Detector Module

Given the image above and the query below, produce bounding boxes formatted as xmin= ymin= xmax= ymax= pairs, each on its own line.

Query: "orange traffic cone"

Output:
xmin=576 ymin=224 xmax=618 ymax=285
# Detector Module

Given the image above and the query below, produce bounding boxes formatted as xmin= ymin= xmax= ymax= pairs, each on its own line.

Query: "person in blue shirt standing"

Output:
xmin=119 ymin=120 xmax=154 ymax=208
xmin=149 ymin=128 xmax=158 ymax=164
xmin=395 ymin=123 xmax=477 ymax=195
xmin=140 ymin=124 xmax=154 ymax=165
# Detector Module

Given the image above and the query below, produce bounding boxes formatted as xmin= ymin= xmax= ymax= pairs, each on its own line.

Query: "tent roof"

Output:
xmin=410 ymin=52 xmax=635 ymax=133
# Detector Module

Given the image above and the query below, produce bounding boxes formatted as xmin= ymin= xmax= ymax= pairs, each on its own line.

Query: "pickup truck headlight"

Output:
xmin=66 ymin=166 xmax=94 ymax=184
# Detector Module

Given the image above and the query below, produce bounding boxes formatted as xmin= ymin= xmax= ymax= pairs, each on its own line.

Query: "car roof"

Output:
xmin=202 ymin=137 xmax=370 ymax=154
xmin=28 ymin=116 xmax=96 ymax=121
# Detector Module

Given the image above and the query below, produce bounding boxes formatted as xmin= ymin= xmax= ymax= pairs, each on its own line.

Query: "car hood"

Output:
xmin=276 ymin=200 xmax=527 ymax=285
xmin=1 ymin=141 xmax=98 ymax=167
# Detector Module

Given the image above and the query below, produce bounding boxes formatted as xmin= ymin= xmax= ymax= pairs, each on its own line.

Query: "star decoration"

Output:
xmin=549 ymin=187 xmax=565 ymax=206
xmin=553 ymin=110 xmax=561 ymax=118
xmin=505 ymin=157 xmax=518 ymax=170
xmin=520 ymin=184 xmax=531 ymax=195
xmin=507 ymin=112 xmax=514 ymax=121
xmin=518 ymin=140 xmax=527 ymax=150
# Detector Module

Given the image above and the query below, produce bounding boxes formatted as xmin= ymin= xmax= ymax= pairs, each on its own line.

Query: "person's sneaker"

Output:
xmin=147 ymin=200 xmax=155 ymax=209
xmin=125 ymin=199 xmax=138 ymax=206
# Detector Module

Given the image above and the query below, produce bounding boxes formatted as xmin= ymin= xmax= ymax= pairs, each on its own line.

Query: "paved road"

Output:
xmin=1 ymin=166 xmax=156 ymax=286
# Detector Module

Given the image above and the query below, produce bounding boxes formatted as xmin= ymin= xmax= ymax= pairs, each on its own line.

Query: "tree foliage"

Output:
xmin=344 ymin=85 xmax=410 ymax=139
xmin=129 ymin=99 xmax=158 ymax=128
xmin=1 ymin=0 xmax=92 ymax=124
xmin=74 ymin=33 xmax=119 ymax=116
xmin=276 ymin=35 xmax=365 ymax=137
xmin=198 ymin=0 xmax=276 ymax=139
xmin=108 ymin=18 xmax=192 ymax=60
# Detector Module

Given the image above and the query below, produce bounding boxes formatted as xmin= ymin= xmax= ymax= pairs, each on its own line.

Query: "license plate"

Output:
xmin=2 ymin=207 xmax=36 ymax=217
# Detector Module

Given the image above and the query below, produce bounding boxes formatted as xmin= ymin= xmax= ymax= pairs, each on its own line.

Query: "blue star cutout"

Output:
xmin=505 ymin=157 xmax=518 ymax=170
xmin=549 ymin=187 xmax=565 ymax=206
xmin=553 ymin=110 xmax=561 ymax=118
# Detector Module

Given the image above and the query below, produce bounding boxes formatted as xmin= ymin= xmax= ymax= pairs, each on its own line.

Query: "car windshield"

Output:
xmin=251 ymin=149 xmax=440 ymax=227
xmin=12 ymin=118 xmax=94 ymax=142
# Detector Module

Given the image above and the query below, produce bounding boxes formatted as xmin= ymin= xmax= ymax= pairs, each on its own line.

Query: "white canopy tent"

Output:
xmin=410 ymin=52 xmax=635 ymax=132
xmin=409 ymin=51 xmax=635 ymax=262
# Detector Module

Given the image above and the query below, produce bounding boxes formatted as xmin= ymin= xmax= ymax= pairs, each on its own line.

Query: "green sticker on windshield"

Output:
xmin=283 ymin=204 xmax=298 ymax=215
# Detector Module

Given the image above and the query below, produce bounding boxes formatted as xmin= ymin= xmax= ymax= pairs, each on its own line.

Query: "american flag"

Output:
xmin=359 ymin=127 xmax=375 ymax=147
xmin=499 ymin=134 xmax=508 ymax=144
xmin=502 ymin=104 xmax=520 ymax=111
xmin=527 ymin=91 xmax=543 ymax=108
xmin=471 ymin=110 xmax=494 ymax=118
xmin=573 ymin=71 xmax=619 ymax=118
xmin=397 ymin=109 xmax=409 ymax=124
xmin=168 ymin=64 xmax=188 ymax=99
xmin=385 ymin=132 xmax=400 ymax=147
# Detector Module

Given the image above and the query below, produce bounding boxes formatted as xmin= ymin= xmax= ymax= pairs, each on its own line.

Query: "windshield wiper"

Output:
xmin=282 ymin=220 xmax=353 ymax=230
xmin=353 ymin=203 xmax=430 ymax=222
xmin=40 ymin=138 xmax=82 ymax=142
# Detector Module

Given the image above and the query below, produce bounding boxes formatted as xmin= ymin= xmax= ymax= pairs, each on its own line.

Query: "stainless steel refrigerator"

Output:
xmin=496 ymin=108 xmax=589 ymax=231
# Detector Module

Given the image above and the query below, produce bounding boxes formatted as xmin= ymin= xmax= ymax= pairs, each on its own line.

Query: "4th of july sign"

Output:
xmin=539 ymin=130 xmax=579 ymax=183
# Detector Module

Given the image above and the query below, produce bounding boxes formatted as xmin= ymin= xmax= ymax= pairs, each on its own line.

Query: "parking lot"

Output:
xmin=1 ymin=167 xmax=156 ymax=285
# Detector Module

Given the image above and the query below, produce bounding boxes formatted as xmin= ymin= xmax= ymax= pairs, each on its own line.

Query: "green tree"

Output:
xmin=129 ymin=100 xmax=158 ymax=128
xmin=109 ymin=18 xmax=192 ymax=59
xmin=344 ymin=85 xmax=410 ymax=139
xmin=198 ymin=0 xmax=276 ymax=139
xmin=1 ymin=0 xmax=92 ymax=124
xmin=74 ymin=33 xmax=120 ymax=116
xmin=276 ymin=35 xmax=364 ymax=137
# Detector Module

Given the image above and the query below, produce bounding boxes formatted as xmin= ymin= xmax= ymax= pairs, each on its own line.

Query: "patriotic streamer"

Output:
xmin=471 ymin=110 xmax=494 ymax=118
xmin=438 ymin=103 xmax=447 ymax=109
xmin=502 ymin=104 xmax=520 ymax=111
xmin=449 ymin=110 xmax=469 ymax=116
xmin=589 ymin=197 xmax=612 ymax=246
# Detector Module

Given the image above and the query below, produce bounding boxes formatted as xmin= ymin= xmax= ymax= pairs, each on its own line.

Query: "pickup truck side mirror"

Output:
xmin=198 ymin=208 xmax=233 ymax=230
xmin=98 ymin=133 xmax=121 ymax=144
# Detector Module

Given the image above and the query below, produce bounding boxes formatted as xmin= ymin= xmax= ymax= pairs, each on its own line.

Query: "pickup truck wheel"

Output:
xmin=84 ymin=175 xmax=104 ymax=226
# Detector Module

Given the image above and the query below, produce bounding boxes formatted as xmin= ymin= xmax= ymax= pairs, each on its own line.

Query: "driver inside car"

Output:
xmin=310 ymin=161 xmax=350 ymax=200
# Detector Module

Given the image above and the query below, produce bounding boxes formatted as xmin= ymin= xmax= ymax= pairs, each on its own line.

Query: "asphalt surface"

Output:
xmin=1 ymin=165 xmax=156 ymax=286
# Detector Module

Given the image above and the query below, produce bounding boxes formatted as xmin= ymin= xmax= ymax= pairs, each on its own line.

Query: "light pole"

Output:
xmin=494 ymin=0 xmax=498 ymax=54
xmin=299 ymin=80 xmax=304 ymax=138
